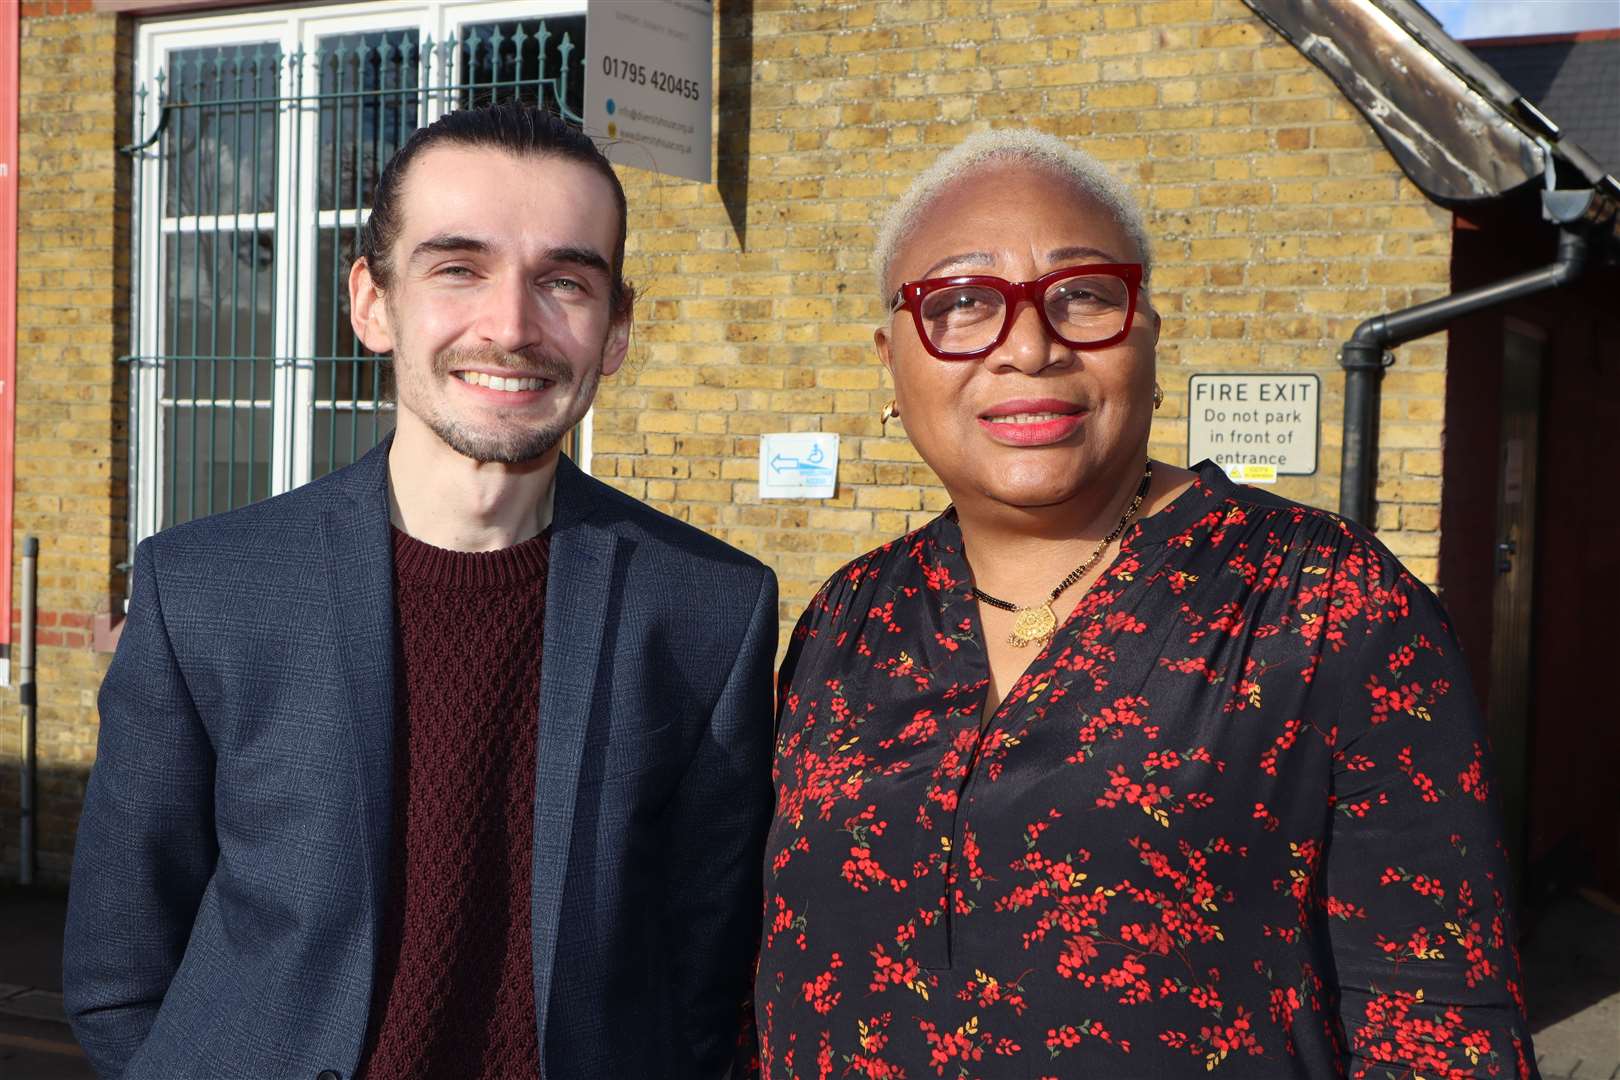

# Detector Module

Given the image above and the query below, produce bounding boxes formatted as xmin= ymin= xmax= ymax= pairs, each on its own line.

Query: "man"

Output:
xmin=64 ymin=104 xmax=776 ymax=1079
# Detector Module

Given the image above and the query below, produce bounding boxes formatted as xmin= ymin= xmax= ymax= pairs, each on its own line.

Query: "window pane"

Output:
xmin=312 ymin=227 xmax=394 ymax=481
xmin=317 ymin=30 xmax=422 ymax=213
xmin=314 ymin=221 xmax=366 ymax=360
xmin=159 ymin=228 xmax=275 ymax=528
xmin=458 ymin=16 xmax=585 ymax=117
xmin=161 ymin=386 xmax=272 ymax=528
xmin=163 ymin=231 xmax=275 ymax=376
xmin=163 ymin=44 xmax=279 ymax=218
xmin=312 ymin=385 xmax=396 ymax=482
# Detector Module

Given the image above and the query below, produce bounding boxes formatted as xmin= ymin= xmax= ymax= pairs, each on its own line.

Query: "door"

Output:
xmin=1486 ymin=318 xmax=1543 ymax=876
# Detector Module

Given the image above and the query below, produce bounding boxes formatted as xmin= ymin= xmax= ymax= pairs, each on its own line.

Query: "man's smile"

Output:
xmin=452 ymin=370 xmax=552 ymax=393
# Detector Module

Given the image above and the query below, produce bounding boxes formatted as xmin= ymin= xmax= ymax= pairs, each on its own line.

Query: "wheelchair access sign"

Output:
xmin=759 ymin=433 xmax=838 ymax=499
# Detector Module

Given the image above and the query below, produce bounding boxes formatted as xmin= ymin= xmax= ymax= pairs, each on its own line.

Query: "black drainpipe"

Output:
xmin=1337 ymin=224 xmax=1588 ymax=525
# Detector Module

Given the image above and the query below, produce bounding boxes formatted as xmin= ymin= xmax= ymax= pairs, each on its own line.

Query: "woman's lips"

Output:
xmin=977 ymin=399 xmax=1088 ymax=446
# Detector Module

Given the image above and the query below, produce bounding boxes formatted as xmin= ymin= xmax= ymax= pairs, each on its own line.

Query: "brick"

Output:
xmin=1402 ymin=505 xmax=1441 ymax=533
xmin=1381 ymin=530 xmax=1440 ymax=558
xmin=1199 ymin=22 xmax=1265 ymax=48
xmin=855 ymin=485 xmax=922 ymax=511
xmin=1315 ymin=178 xmax=1399 ymax=204
xmin=1403 ymin=450 xmax=1443 ymax=476
xmin=1088 ymin=82 xmax=1158 ymax=109
xmin=1083 ymin=30 xmax=1155 ymax=57
xmin=1033 ymin=62 xmax=1102 ymax=87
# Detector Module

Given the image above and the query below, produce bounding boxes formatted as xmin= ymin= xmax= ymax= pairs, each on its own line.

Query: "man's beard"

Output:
xmin=419 ymin=343 xmax=600 ymax=465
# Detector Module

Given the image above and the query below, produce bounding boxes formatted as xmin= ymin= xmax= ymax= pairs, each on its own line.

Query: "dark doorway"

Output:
xmin=1441 ymin=190 xmax=1620 ymax=902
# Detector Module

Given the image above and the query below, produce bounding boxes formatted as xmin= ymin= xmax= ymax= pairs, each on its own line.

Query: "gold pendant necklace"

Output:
xmin=972 ymin=461 xmax=1153 ymax=649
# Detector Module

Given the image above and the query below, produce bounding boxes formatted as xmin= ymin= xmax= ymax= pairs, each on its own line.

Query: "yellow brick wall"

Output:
xmin=0 ymin=10 xmax=128 ymax=880
xmin=597 ymin=0 xmax=1453 ymax=638
xmin=0 ymin=0 xmax=1458 ymax=882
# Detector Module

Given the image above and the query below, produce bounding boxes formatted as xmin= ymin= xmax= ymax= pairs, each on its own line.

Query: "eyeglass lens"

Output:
xmin=917 ymin=273 xmax=1131 ymax=355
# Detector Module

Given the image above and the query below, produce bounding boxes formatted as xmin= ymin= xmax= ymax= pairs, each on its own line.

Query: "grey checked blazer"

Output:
xmin=64 ymin=440 xmax=778 ymax=1079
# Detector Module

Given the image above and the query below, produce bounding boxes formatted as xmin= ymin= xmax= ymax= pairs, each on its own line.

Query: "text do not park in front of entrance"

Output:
xmin=1187 ymin=374 xmax=1319 ymax=484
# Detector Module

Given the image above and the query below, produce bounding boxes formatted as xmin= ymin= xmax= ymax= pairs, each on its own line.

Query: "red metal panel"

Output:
xmin=0 ymin=2 xmax=16 ymax=649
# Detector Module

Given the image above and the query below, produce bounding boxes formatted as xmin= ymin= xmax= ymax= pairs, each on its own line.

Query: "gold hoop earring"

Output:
xmin=880 ymin=400 xmax=900 ymax=433
xmin=1152 ymin=384 xmax=1165 ymax=411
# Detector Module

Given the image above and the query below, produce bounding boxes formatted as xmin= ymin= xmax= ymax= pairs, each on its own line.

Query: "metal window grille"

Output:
xmin=121 ymin=12 xmax=587 ymax=551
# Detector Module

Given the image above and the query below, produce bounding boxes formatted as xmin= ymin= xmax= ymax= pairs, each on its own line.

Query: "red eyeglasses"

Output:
xmin=889 ymin=263 xmax=1144 ymax=361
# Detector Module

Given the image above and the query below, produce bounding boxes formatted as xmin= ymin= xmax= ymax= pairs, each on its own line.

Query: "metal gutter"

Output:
xmin=1337 ymin=220 xmax=1588 ymax=524
xmin=1369 ymin=0 xmax=1617 ymax=194
xmin=1337 ymin=179 xmax=1616 ymax=524
xmin=1243 ymin=0 xmax=1619 ymax=206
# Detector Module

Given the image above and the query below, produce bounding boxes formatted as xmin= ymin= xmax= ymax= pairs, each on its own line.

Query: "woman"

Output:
xmin=755 ymin=129 xmax=1536 ymax=1079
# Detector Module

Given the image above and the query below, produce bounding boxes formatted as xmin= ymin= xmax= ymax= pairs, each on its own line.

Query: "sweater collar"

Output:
xmin=391 ymin=526 xmax=551 ymax=588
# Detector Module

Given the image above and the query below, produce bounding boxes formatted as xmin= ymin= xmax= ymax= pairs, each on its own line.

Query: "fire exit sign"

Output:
xmin=1187 ymin=373 xmax=1319 ymax=483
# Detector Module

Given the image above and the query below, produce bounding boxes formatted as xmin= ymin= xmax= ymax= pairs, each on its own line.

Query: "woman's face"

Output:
xmin=876 ymin=164 xmax=1159 ymax=513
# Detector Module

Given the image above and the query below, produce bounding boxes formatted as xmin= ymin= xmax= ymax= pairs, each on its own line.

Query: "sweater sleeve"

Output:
xmin=1324 ymin=548 xmax=1538 ymax=1079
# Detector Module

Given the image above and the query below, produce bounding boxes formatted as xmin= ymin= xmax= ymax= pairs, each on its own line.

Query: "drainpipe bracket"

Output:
xmin=1339 ymin=343 xmax=1395 ymax=372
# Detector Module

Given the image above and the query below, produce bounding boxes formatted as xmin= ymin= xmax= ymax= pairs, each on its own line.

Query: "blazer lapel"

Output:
xmin=319 ymin=440 xmax=399 ymax=951
xmin=531 ymin=454 xmax=619 ymax=1057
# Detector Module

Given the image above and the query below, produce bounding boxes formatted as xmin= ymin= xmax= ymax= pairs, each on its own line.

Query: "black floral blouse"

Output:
xmin=756 ymin=462 xmax=1536 ymax=1079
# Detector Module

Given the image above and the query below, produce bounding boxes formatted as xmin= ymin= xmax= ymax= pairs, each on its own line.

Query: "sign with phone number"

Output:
xmin=598 ymin=56 xmax=701 ymax=101
xmin=584 ymin=0 xmax=713 ymax=182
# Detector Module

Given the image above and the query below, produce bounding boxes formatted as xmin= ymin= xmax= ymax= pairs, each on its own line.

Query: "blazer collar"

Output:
xmin=550 ymin=451 xmax=606 ymax=533
xmin=318 ymin=437 xmax=399 ymax=1011
xmin=334 ymin=430 xmax=394 ymax=509
xmin=530 ymin=450 xmax=620 ymax=1056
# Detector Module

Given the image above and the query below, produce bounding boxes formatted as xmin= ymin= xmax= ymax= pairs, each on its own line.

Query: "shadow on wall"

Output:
xmin=717 ymin=0 xmax=753 ymax=249
xmin=0 ymin=762 xmax=91 ymax=885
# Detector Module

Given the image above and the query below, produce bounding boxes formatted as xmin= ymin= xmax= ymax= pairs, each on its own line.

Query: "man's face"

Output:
xmin=351 ymin=144 xmax=629 ymax=465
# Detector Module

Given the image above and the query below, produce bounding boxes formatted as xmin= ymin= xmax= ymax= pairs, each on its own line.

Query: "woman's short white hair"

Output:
xmin=873 ymin=127 xmax=1153 ymax=302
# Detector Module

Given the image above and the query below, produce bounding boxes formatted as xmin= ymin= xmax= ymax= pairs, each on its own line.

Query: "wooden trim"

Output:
xmin=1463 ymin=27 xmax=1620 ymax=48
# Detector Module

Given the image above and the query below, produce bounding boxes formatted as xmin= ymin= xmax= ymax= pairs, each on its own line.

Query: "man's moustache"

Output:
xmin=432 ymin=347 xmax=574 ymax=384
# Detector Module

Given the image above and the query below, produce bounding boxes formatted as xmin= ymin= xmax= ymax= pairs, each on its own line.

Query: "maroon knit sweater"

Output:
xmin=359 ymin=526 xmax=551 ymax=1080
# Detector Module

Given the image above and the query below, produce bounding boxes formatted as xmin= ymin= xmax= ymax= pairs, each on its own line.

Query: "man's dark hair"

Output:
xmin=361 ymin=102 xmax=633 ymax=317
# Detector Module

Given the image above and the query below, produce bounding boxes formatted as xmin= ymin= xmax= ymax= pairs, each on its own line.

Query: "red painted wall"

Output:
xmin=0 ymin=2 xmax=18 ymax=655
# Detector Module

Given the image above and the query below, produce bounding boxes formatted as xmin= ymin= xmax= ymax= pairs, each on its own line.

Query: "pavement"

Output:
xmin=0 ymin=884 xmax=91 ymax=1079
xmin=1 ymin=883 xmax=1616 ymax=1080
xmin=1523 ymin=889 xmax=1620 ymax=1080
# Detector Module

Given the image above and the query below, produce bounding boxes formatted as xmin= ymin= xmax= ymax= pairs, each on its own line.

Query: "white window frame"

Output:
xmin=132 ymin=0 xmax=590 ymax=543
